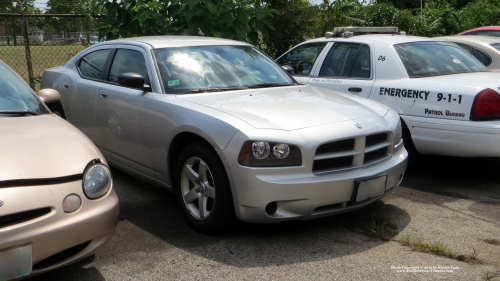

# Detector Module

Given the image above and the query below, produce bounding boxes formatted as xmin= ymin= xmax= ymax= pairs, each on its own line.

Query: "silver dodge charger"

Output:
xmin=41 ymin=36 xmax=407 ymax=233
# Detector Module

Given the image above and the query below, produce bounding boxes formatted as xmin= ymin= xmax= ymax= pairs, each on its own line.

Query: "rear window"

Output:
xmin=491 ymin=43 xmax=500 ymax=51
xmin=394 ymin=41 xmax=489 ymax=78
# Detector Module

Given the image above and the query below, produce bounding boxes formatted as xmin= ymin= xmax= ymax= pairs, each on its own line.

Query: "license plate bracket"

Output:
xmin=351 ymin=176 xmax=387 ymax=202
xmin=0 ymin=245 xmax=32 ymax=281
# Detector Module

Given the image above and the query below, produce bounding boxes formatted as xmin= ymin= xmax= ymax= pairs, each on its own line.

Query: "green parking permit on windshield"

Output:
xmin=168 ymin=80 xmax=180 ymax=86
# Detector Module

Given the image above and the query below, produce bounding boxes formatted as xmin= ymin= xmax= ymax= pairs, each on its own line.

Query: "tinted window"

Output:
xmin=276 ymin=43 xmax=327 ymax=75
xmin=78 ymin=49 xmax=110 ymax=79
xmin=0 ymin=62 xmax=49 ymax=114
xmin=108 ymin=49 xmax=149 ymax=84
xmin=473 ymin=31 xmax=500 ymax=37
xmin=154 ymin=45 xmax=294 ymax=94
xmin=394 ymin=41 xmax=489 ymax=78
xmin=474 ymin=49 xmax=492 ymax=66
xmin=319 ymin=43 xmax=371 ymax=78
xmin=491 ymin=43 xmax=500 ymax=51
xmin=455 ymin=43 xmax=475 ymax=55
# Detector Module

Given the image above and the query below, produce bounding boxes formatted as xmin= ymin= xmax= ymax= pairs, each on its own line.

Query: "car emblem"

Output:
xmin=354 ymin=123 xmax=362 ymax=129
xmin=0 ymin=201 xmax=3 ymax=207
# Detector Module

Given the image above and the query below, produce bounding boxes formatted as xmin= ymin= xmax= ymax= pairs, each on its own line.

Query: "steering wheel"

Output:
xmin=296 ymin=60 xmax=313 ymax=74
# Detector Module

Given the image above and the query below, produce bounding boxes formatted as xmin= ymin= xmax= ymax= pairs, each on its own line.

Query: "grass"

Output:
xmin=0 ymin=44 xmax=88 ymax=89
xmin=399 ymin=234 xmax=485 ymax=265
xmin=370 ymin=219 xmax=398 ymax=241
xmin=483 ymin=239 xmax=500 ymax=246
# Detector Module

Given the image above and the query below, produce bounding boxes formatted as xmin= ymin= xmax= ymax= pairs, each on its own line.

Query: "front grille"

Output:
xmin=0 ymin=207 xmax=52 ymax=229
xmin=366 ymin=133 xmax=388 ymax=147
xmin=313 ymin=155 xmax=353 ymax=172
xmin=316 ymin=138 xmax=355 ymax=154
xmin=313 ymin=132 xmax=391 ymax=174
xmin=364 ymin=147 xmax=388 ymax=163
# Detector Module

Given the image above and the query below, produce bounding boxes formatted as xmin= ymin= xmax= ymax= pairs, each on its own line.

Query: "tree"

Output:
xmin=91 ymin=0 xmax=276 ymax=46
xmin=45 ymin=0 xmax=94 ymax=41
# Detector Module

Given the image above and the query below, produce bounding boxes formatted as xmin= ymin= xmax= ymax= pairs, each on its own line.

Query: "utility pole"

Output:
xmin=19 ymin=0 xmax=35 ymax=89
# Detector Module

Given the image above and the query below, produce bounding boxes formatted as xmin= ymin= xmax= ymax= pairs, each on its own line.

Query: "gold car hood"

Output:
xmin=0 ymin=114 xmax=102 ymax=181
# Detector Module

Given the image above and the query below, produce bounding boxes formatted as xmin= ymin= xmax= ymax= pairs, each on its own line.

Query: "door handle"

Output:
xmin=100 ymin=90 xmax=108 ymax=99
xmin=348 ymin=87 xmax=362 ymax=93
xmin=63 ymin=82 xmax=70 ymax=89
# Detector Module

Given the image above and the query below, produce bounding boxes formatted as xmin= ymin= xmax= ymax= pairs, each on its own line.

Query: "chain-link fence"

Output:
xmin=0 ymin=15 xmax=99 ymax=90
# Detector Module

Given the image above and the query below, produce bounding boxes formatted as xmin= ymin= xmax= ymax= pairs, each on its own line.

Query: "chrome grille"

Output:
xmin=313 ymin=132 xmax=391 ymax=174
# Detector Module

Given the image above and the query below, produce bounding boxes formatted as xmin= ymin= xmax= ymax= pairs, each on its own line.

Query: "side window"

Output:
xmin=474 ymin=48 xmax=492 ymax=66
xmin=319 ymin=43 xmax=371 ymax=78
xmin=350 ymin=44 xmax=371 ymax=78
xmin=455 ymin=43 xmax=475 ymax=55
xmin=78 ymin=49 xmax=111 ymax=80
xmin=108 ymin=49 xmax=150 ymax=84
xmin=474 ymin=31 xmax=500 ymax=37
xmin=276 ymin=42 xmax=327 ymax=76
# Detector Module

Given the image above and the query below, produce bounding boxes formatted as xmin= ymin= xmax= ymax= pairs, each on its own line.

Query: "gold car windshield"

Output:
xmin=394 ymin=41 xmax=489 ymax=78
xmin=154 ymin=45 xmax=295 ymax=94
xmin=0 ymin=62 xmax=49 ymax=115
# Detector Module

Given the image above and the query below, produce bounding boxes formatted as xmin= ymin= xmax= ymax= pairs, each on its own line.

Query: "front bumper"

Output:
xmin=0 ymin=180 xmax=119 ymax=279
xmin=403 ymin=115 xmax=500 ymax=157
xmin=221 ymin=125 xmax=408 ymax=223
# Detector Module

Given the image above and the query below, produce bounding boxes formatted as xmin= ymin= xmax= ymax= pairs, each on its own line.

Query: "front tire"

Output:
xmin=175 ymin=141 xmax=235 ymax=234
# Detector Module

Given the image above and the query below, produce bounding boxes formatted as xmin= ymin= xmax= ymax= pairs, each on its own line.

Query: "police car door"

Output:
xmin=276 ymin=42 xmax=329 ymax=84
xmin=308 ymin=42 xmax=374 ymax=98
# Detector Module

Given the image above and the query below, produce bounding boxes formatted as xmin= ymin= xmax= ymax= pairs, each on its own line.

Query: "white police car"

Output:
xmin=277 ymin=27 xmax=500 ymax=157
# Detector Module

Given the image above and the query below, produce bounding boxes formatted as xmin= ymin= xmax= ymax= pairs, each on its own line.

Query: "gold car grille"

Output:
xmin=313 ymin=132 xmax=391 ymax=174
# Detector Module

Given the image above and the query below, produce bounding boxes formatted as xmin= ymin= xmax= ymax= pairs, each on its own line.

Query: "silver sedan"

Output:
xmin=41 ymin=36 xmax=407 ymax=233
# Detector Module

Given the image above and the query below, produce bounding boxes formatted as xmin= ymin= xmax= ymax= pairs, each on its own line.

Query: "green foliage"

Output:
xmin=458 ymin=0 xmax=500 ymax=30
xmin=92 ymin=0 xmax=276 ymax=46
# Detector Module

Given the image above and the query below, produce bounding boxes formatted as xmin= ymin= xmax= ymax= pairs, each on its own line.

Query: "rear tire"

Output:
xmin=174 ymin=141 xmax=236 ymax=234
xmin=49 ymin=102 xmax=66 ymax=119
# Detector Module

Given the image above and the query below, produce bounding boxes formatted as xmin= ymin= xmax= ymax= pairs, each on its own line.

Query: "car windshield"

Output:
xmin=490 ymin=43 xmax=500 ymax=51
xmin=154 ymin=45 xmax=295 ymax=94
xmin=0 ymin=61 xmax=49 ymax=115
xmin=394 ymin=41 xmax=489 ymax=78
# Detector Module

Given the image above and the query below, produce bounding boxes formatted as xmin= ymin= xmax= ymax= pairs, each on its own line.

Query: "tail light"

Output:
xmin=470 ymin=88 xmax=500 ymax=121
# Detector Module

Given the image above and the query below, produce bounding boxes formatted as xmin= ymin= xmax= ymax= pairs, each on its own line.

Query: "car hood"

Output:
xmin=0 ymin=114 xmax=103 ymax=181
xmin=176 ymin=85 xmax=388 ymax=130
xmin=420 ymin=72 xmax=500 ymax=90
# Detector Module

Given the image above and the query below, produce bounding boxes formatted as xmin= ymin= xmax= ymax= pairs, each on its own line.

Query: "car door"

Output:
xmin=307 ymin=42 xmax=375 ymax=98
xmin=95 ymin=45 xmax=156 ymax=178
xmin=70 ymin=47 xmax=113 ymax=141
xmin=276 ymin=42 xmax=329 ymax=84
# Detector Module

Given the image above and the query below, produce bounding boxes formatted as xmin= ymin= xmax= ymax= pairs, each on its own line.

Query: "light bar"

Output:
xmin=325 ymin=26 xmax=401 ymax=38
xmin=334 ymin=26 xmax=399 ymax=33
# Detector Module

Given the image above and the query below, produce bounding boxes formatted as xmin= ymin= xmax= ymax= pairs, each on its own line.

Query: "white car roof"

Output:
xmin=98 ymin=35 xmax=251 ymax=49
xmin=304 ymin=34 xmax=437 ymax=46
xmin=436 ymin=35 xmax=500 ymax=44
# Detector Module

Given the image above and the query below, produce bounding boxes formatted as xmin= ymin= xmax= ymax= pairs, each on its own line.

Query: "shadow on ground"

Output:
xmin=109 ymin=167 xmax=410 ymax=268
xmin=401 ymin=155 xmax=500 ymax=222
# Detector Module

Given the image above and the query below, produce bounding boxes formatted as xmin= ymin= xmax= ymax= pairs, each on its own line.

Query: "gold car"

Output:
xmin=0 ymin=60 xmax=119 ymax=280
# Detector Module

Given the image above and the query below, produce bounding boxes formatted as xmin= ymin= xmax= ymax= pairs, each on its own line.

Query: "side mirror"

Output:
xmin=37 ymin=88 xmax=61 ymax=104
xmin=118 ymin=72 xmax=149 ymax=90
xmin=281 ymin=65 xmax=294 ymax=76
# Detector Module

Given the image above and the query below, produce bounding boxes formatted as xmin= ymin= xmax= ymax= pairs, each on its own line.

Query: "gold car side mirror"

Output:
xmin=37 ymin=88 xmax=61 ymax=104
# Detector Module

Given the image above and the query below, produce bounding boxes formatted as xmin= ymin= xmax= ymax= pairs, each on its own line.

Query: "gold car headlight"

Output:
xmin=82 ymin=163 xmax=112 ymax=199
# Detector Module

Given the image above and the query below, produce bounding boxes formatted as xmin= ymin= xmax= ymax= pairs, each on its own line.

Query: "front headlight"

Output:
xmin=394 ymin=118 xmax=402 ymax=147
xmin=238 ymin=141 xmax=301 ymax=167
xmin=82 ymin=163 xmax=112 ymax=199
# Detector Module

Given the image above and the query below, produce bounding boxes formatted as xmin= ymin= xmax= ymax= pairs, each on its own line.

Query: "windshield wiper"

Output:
xmin=179 ymin=87 xmax=247 ymax=95
xmin=246 ymin=83 xmax=294 ymax=89
xmin=0 ymin=110 xmax=40 ymax=116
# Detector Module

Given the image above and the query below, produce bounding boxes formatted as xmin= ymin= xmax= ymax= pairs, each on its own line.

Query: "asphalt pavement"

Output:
xmin=31 ymin=155 xmax=500 ymax=281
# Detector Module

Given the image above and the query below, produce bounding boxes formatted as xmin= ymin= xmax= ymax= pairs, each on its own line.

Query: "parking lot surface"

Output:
xmin=32 ymin=156 xmax=500 ymax=281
